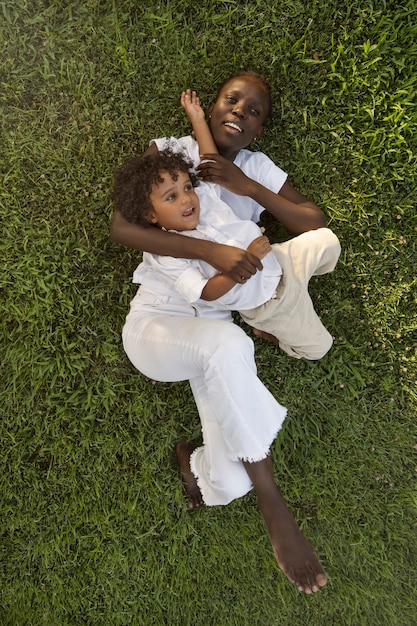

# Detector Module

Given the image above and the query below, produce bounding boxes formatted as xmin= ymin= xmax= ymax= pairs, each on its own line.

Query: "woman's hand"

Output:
xmin=197 ymin=153 xmax=252 ymax=195
xmin=208 ymin=243 xmax=263 ymax=282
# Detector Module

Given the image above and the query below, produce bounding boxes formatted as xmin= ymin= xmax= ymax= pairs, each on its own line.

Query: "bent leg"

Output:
xmin=123 ymin=313 xmax=286 ymax=505
xmin=241 ymin=228 xmax=340 ymax=360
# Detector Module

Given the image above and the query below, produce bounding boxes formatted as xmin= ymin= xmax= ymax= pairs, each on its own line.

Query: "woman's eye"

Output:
xmin=250 ymin=108 xmax=260 ymax=116
xmin=226 ymin=96 xmax=236 ymax=103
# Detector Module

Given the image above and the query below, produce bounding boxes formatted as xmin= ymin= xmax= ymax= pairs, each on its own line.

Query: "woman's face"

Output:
xmin=208 ymin=76 xmax=270 ymax=160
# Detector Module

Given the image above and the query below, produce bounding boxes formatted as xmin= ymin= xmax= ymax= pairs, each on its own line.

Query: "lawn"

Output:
xmin=1 ymin=0 xmax=416 ymax=624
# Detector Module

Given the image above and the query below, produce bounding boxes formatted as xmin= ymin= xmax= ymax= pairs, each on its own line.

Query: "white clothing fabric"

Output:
xmin=132 ymin=183 xmax=282 ymax=313
xmin=240 ymin=228 xmax=341 ymax=360
xmin=123 ymin=136 xmax=334 ymax=506
xmin=151 ymin=135 xmax=288 ymax=223
xmin=122 ymin=311 xmax=287 ymax=505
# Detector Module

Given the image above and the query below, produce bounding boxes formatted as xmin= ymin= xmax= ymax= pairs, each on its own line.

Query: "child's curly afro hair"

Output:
xmin=110 ymin=148 xmax=199 ymax=227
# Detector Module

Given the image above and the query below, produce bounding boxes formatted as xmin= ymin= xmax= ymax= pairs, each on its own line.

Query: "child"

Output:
xmin=112 ymin=148 xmax=339 ymax=360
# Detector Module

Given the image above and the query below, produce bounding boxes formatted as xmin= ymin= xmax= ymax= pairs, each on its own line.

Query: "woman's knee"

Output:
xmin=208 ymin=323 xmax=255 ymax=365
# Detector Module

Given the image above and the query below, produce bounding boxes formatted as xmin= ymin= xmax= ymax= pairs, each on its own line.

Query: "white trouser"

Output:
xmin=122 ymin=308 xmax=286 ymax=506
xmin=240 ymin=228 xmax=341 ymax=359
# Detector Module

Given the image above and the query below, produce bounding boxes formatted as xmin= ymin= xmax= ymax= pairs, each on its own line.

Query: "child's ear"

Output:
xmin=145 ymin=211 xmax=158 ymax=225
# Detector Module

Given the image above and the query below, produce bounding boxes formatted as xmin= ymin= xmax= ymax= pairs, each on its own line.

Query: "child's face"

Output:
xmin=147 ymin=169 xmax=200 ymax=231
xmin=208 ymin=76 xmax=269 ymax=159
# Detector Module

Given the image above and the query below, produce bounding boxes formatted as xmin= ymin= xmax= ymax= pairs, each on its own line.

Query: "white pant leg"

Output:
xmin=241 ymin=228 xmax=340 ymax=360
xmin=122 ymin=312 xmax=286 ymax=505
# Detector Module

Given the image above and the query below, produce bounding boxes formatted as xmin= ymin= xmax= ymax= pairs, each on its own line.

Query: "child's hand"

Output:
xmin=247 ymin=236 xmax=272 ymax=260
xmin=181 ymin=89 xmax=206 ymax=122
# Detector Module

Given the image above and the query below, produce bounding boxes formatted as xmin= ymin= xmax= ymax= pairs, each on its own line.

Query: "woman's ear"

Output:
xmin=256 ymin=125 xmax=265 ymax=140
xmin=207 ymin=102 xmax=214 ymax=119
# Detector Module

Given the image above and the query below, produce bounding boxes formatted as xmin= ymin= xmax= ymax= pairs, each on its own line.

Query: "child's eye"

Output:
xmin=167 ymin=193 xmax=176 ymax=201
xmin=185 ymin=184 xmax=193 ymax=192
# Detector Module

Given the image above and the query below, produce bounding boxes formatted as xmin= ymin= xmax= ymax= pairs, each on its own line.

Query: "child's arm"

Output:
xmin=201 ymin=235 xmax=271 ymax=301
xmin=180 ymin=89 xmax=218 ymax=155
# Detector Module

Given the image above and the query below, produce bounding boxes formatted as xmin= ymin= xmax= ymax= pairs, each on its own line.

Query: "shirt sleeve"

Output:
xmin=238 ymin=150 xmax=288 ymax=194
xmin=175 ymin=267 xmax=208 ymax=302
xmin=153 ymin=255 xmax=207 ymax=302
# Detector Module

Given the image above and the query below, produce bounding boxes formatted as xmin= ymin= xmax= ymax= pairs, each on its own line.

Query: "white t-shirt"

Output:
xmin=151 ymin=135 xmax=288 ymax=223
xmin=132 ymin=182 xmax=281 ymax=312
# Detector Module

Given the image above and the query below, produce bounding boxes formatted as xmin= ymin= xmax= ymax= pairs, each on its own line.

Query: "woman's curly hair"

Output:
xmin=111 ymin=149 xmax=199 ymax=227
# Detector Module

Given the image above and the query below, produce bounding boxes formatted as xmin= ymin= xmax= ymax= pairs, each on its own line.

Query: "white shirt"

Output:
xmin=132 ymin=183 xmax=281 ymax=312
xmin=151 ymin=135 xmax=288 ymax=223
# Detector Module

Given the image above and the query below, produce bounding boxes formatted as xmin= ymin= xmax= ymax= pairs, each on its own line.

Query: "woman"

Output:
xmin=110 ymin=72 xmax=329 ymax=594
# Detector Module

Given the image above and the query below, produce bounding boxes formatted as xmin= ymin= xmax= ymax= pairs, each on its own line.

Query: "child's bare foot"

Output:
xmin=253 ymin=328 xmax=280 ymax=346
xmin=259 ymin=490 xmax=327 ymax=594
xmin=175 ymin=441 xmax=204 ymax=510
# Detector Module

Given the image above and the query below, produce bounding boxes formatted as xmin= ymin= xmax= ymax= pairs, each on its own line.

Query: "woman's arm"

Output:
xmin=197 ymin=154 xmax=326 ymax=235
xmin=109 ymin=211 xmax=262 ymax=281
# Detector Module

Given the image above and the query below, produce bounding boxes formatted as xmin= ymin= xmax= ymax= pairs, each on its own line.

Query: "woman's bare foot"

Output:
xmin=253 ymin=328 xmax=280 ymax=346
xmin=175 ymin=441 xmax=204 ymax=510
xmin=259 ymin=489 xmax=327 ymax=593
xmin=243 ymin=458 xmax=326 ymax=594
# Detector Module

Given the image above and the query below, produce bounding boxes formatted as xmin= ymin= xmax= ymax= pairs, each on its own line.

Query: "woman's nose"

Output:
xmin=232 ymin=104 xmax=245 ymax=118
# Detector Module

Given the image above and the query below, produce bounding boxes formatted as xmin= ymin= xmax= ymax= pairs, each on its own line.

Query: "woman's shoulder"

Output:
xmin=235 ymin=149 xmax=287 ymax=185
xmin=235 ymin=148 xmax=275 ymax=170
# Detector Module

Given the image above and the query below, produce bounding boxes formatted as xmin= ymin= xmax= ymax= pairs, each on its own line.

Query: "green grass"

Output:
xmin=1 ymin=0 xmax=416 ymax=624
